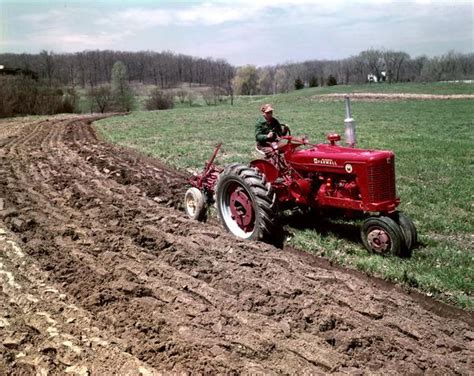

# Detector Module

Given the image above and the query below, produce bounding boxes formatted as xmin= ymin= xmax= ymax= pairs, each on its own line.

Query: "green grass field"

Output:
xmin=95 ymin=82 xmax=474 ymax=309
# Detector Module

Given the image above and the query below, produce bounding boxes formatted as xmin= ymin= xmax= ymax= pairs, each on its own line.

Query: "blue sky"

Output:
xmin=1 ymin=0 xmax=472 ymax=66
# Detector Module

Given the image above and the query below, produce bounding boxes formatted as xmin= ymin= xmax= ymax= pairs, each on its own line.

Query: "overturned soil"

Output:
xmin=0 ymin=115 xmax=472 ymax=374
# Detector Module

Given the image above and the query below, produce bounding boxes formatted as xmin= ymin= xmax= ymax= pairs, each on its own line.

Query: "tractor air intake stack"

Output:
xmin=344 ymin=95 xmax=356 ymax=147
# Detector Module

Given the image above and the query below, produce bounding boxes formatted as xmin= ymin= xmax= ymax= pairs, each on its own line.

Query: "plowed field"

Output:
xmin=0 ymin=115 xmax=472 ymax=374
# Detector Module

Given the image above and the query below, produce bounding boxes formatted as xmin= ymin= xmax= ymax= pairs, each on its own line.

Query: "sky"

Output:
xmin=0 ymin=0 xmax=473 ymax=66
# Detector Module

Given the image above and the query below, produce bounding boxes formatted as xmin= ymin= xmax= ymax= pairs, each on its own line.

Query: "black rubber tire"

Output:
xmin=361 ymin=216 xmax=404 ymax=256
xmin=184 ymin=187 xmax=207 ymax=221
xmin=391 ymin=212 xmax=417 ymax=255
xmin=215 ymin=163 xmax=282 ymax=246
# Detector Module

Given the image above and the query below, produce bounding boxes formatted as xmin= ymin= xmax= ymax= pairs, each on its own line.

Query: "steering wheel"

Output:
xmin=279 ymin=135 xmax=309 ymax=145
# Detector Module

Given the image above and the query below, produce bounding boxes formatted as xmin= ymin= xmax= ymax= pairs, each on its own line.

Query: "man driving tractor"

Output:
xmin=255 ymin=104 xmax=290 ymax=156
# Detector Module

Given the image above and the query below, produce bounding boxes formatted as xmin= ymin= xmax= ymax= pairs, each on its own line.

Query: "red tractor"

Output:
xmin=185 ymin=97 xmax=417 ymax=257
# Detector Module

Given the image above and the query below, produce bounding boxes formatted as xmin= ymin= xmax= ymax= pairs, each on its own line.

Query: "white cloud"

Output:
xmin=100 ymin=4 xmax=264 ymax=29
xmin=27 ymin=29 xmax=132 ymax=52
xmin=3 ymin=0 xmax=472 ymax=63
xmin=19 ymin=9 xmax=68 ymax=24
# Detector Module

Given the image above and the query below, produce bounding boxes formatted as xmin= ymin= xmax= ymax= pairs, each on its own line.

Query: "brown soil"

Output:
xmin=0 ymin=115 xmax=472 ymax=374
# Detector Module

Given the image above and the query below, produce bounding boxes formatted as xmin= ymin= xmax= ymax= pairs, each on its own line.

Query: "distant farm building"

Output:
xmin=367 ymin=71 xmax=387 ymax=83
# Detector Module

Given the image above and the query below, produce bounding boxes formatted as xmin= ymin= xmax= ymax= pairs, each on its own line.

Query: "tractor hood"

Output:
xmin=287 ymin=144 xmax=395 ymax=172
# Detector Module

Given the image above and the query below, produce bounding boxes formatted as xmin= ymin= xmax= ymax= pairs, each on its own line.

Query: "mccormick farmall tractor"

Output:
xmin=185 ymin=97 xmax=417 ymax=257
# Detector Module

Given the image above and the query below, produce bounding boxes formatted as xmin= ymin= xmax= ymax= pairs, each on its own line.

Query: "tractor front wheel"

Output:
xmin=391 ymin=212 xmax=417 ymax=255
xmin=215 ymin=164 xmax=282 ymax=246
xmin=184 ymin=187 xmax=207 ymax=221
xmin=361 ymin=216 xmax=404 ymax=256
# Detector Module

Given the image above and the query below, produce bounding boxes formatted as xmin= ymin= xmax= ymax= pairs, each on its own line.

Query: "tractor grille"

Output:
xmin=367 ymin=159 xmax=396 ymax=203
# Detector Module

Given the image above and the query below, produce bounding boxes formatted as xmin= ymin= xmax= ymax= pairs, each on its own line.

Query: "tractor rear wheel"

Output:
xmin=361 ymin=216 xmax=404 ymax=256
xmin=184 ymin=187 xmax=207 ymax=221
xmin=215 ymin=163 xmax=282 ymax=246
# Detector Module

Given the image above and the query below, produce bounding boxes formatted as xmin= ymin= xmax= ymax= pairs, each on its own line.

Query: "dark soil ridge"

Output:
xmin=0 ymin=114 xmax=472 ymax=374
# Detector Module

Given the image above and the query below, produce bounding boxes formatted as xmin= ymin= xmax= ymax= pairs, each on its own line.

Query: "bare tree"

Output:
xmin=39 ymin=50 xmax=55 ymax=86
xmin=383 ymin=50 xmax=410 ymax=83
xmin=359 ymin=49 xmax=384 ymax=82
xmin=274 ymin=67 xmax=290 ymax=93
xmin=87 ymin=85 xmax=112 ymax=113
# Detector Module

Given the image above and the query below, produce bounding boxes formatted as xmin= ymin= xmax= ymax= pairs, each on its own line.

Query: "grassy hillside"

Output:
xmin=95 ymin=83 xmax=473 ymax=308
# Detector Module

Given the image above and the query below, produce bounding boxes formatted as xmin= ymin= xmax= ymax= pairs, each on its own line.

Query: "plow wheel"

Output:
xmin=216 ymin=164 xmax=282 ymax=246
xmin=184 ymin=187 xmax=207 ymax=221
xmin=361 ymin=216 xmax=404 ymax=256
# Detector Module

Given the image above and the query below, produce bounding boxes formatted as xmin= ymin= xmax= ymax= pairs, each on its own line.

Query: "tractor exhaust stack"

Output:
xmin=344 ymin=95 xmax=356 ymax=147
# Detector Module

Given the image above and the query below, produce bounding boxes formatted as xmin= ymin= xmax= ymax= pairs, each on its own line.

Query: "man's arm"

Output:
xmin=272 ymin=118 xmax=284 ymax=137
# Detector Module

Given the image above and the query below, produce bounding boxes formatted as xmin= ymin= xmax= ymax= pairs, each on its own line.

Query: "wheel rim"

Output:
xmin=185 ymin=194 xmax=197 ymax=216
xmin=221 ymin=182 xmax=255 ymax=238
xmin=367 ymin=228 xmax=391 ymax=253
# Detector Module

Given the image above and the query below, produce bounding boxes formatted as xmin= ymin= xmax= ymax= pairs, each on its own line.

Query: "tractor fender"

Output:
xmin=250 ymin=159 xmax=279 ymax=183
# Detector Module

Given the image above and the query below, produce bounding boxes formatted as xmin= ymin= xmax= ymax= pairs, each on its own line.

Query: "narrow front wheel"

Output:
xmin=361 ymin=216 xmax=404 ymax=256
xmin=391 ymin=212 xmax=417 ymax=256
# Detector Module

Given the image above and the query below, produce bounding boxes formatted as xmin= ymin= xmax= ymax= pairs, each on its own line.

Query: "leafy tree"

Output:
xmin=274 ymin=68 xmax=290 ymax=93
xmin=233 ymin=65 xmax=259 ymax=95
xmin=258 ymin=68 xmax=275 ymax=95
xmin=294 ymin=77 xmax=304 ymax=90
xmin=111 ymin=61 xmax=135 ymax=111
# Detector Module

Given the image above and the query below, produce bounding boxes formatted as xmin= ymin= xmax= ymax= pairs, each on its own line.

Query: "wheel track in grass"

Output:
xmin=0 ymin=114 xmax=472 ymax=374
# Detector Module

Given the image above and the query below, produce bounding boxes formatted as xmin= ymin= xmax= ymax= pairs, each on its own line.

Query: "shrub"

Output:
xmin=0 ymin=76 xmax=74 ymax=117
xmin=145 ymin=88 xmax=174 ymax=110
xmin=326 ymin=75 xmax=338 ymax=86
xmin=294 ymin=77 xmax=304 ymax=90
xmin=309 ymin=76 xmax=318 ymax=87
xmin=202 ymin=87 xmax=226 ymax=105
xmin=176 ymin=89 xmax=188 ymax=104
xmin=187 ymin=91 xmax=197 ymax=107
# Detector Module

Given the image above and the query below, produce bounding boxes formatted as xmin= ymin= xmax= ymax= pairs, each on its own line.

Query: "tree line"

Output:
xmin=2 ymin=48 xmax=472 ymax=93
xmin=0 ymin=50 xmax=235 ymax=91
xmin=234 ymin=49 xmax=474 ymax=95
xmin=0 ymin=48 xmax=472 ymax=117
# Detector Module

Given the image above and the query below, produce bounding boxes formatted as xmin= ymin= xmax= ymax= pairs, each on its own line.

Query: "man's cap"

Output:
xmin=260 ymin=104 xmax=274 ymax=113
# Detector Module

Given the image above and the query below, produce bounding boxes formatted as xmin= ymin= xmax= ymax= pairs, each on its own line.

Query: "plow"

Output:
xmin=185 ymin=97 xmax=417 ymax=257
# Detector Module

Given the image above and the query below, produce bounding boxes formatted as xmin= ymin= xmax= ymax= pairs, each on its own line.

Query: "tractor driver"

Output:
xmin=255 ymin=104 xmax=290 ymax=155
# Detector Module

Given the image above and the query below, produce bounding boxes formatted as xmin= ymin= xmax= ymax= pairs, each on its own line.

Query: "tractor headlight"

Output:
xmin=345 ymin=164 xmax=353 ymax=173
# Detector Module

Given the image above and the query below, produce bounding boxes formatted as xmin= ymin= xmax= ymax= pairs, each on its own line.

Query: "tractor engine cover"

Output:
xmin=286 ymin=144 xmax=398 ymax=212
